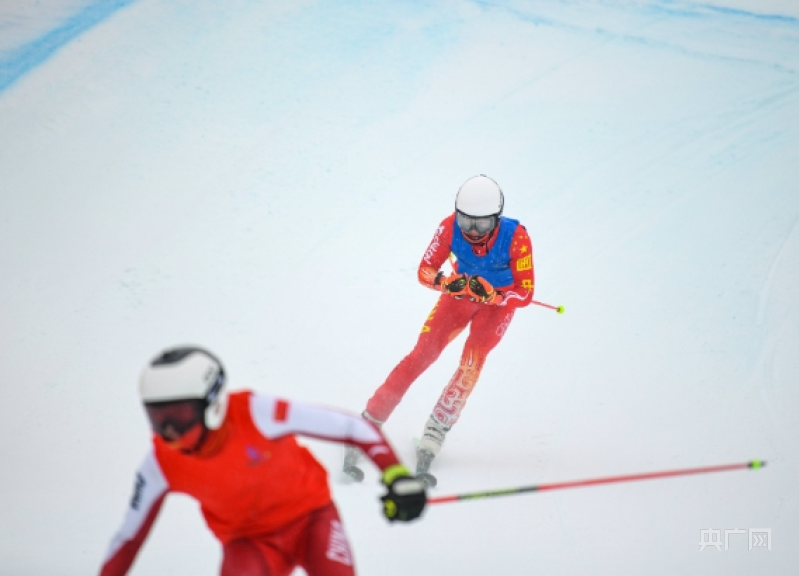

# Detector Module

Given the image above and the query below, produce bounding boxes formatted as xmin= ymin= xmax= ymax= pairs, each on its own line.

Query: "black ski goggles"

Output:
xmin=456 ymin=211 xmax=498 ymax=235
xmin=145 ymin=399 xmax=205 ymax=439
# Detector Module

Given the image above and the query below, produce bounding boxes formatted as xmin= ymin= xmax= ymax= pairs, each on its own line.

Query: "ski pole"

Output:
xmin=427 ymin=460 xmax=765 ymax=505
xmin=532 ymin=299 xmax=565 ymax=314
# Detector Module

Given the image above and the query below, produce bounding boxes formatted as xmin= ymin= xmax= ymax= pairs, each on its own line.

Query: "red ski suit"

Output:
xmin=366 ymin=213 xmax=534 ymax=427
xmin=100 ymin=391 xmax=402 ymax=576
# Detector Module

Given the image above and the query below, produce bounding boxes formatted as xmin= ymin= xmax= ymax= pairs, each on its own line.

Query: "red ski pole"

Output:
xmin=532 ymin=299 xmax=564 ymax=314
xmin=428 ymin=460 xmax=765 ymax=505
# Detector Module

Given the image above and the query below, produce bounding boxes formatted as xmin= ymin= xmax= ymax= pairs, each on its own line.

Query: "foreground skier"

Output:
xmin=344 ymin=175 xmax=534 ymax=485
xmin=100 ymin=346 xmax=426 ymax=576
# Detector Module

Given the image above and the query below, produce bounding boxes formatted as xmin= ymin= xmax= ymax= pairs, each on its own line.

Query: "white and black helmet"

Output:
xmin=455 ymin=175 xmax=503 ymax=217
xmin=139 ymin=347 xmax=228 ymax=430
xmin=455 ymin=175 xmax=504 ymax=236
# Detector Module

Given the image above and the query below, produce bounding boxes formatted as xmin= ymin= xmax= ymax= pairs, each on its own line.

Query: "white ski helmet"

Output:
xmin=139 ymin=347 xmax=228 ymax=430
xmin=455 ymin=175 xmax=504 ymax=217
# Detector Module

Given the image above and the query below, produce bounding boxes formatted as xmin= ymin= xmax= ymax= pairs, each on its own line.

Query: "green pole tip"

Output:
xmin=556 ymin=305 xmax=565 ymax=314
xmin=748 ymin=460 xmax=766 ymax=469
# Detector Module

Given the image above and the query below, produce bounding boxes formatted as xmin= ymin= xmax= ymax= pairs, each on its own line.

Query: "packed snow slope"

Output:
xmin=1 ymin=1 xmax=797 ymax=574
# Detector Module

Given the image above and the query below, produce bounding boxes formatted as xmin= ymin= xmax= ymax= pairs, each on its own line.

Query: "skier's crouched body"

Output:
xmin=99 ymin=347 xmax=426 ymax=576
xmin=356 ymin=175 xmax=534 ymax=482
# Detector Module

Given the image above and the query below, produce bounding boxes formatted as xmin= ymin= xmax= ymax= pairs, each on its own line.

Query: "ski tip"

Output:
xmin=748 ymin=460 xmax=766 ymax=469
xmin=343 ymin=465 xmax=365 ymax=482
xmin=417 ymin=472 xmax=438 ymax=488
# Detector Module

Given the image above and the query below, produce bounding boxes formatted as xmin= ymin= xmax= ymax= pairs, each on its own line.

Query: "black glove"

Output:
xmin=380 ymin=465 xmax=427 ymax=522
xmin=437 ymin=272 xmax=469 ymax=299
xmin=467 ymin=275 xmax=502 ymax=304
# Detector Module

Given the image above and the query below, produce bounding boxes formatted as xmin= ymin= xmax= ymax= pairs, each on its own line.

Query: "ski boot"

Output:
xmin=414 ymin=414 xmax=450 ymax=488
xmin=343 ymin=446 xmax=365 ymax=482
xmin=415 ymin=448 xmax=437 ymax=488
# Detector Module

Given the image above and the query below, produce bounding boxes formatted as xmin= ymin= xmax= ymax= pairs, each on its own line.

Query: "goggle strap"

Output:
xmin=206 ymin=372 xmax=225 ymax=405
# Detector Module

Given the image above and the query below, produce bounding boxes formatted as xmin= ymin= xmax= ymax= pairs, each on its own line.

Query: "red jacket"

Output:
xmin=100 ymin=391 xmax=401 ymax=575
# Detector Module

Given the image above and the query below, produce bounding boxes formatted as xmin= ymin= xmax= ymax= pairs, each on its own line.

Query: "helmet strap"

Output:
xmin=463 ymin=223 xmax=498 ymax=253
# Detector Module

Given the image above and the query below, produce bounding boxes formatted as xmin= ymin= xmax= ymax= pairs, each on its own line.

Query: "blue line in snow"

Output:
xmin=648 ymin=0 xmax=799 ymax=24
xmin=0 ymin=0 xmax=138 ymax=93
xmin=692 ymin=2 xmax=799 ymax=23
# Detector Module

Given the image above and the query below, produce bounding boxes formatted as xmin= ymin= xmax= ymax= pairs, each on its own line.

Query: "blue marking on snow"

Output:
xmin=473 ymin=0 xmax=799 ymax=75
xmin=685 ymin=2 xmax=799 ymax=24
xmin=0 ymin=0 xmax=137 ymax=93
xmin=649 ymin=3 xmax=799 ymax=24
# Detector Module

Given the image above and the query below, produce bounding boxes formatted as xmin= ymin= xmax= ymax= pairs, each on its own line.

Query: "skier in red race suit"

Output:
xmin=343 ymin=175 xmax=534 ymax=484
xmin=99 ymin=347 xmax=426 ymax=576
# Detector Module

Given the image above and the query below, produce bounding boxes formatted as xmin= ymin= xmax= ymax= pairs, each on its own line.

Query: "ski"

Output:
xmin=417 ymin=472 xmax=438 ymax=488
xmin=343 ymin=464 xmax=365 ymax=482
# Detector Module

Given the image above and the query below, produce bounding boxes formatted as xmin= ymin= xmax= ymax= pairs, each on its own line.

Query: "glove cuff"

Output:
xmin=382 ymin=464 xmax=411 ymax=486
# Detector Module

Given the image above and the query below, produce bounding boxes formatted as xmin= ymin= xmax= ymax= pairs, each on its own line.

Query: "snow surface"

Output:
xmin=1 ymin=0 xmax=797 ymax=574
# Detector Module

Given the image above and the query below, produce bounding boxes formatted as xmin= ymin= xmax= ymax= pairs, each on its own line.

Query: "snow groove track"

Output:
xmin=0 ymin=0 xmax=138 ymax=92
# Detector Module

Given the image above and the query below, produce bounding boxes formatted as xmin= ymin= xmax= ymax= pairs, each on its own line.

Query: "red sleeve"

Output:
xmin=417 ymin=215 xmax=455 ymax=289
xmin=498 ymin=224 xmax=534 ymax=309
xmin=100 ymin=494 xmax=165 ymax=576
